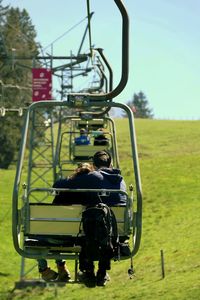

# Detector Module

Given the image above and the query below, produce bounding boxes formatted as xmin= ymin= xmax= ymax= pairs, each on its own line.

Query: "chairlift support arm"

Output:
xmin=68 ymin=0 xmax=129 ymax=102
xmin=96 ymin=48 xmax=113 ymax=92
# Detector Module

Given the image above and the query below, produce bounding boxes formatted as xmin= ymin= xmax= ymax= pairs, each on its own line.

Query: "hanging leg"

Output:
xmin=74 ymin=257 xmax=78 ymax=282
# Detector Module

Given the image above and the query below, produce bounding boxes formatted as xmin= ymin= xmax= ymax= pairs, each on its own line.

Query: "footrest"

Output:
xmin=24 ymin=236 xmax=82 ymax=253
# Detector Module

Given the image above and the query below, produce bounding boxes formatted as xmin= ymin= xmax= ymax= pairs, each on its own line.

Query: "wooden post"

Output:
xmin=160 ymin=249 xmax=165 ymax=279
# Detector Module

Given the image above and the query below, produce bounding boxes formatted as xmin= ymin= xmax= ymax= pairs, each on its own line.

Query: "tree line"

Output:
xmin=0 ymin=0 xmax=40 ymax=168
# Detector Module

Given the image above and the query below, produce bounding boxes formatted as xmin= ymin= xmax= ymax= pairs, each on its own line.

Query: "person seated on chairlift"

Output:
xmin=76 ymin=150 xmax=127 ymax=286
xmin=74 ymin=128 xmax=90 ymax=145
xmin=93 ymin=128 xmax=109 ymax=146
xmin=41 ymin=151 xmax=126 ymax=285
xmin=37 ymin=163 xmax=95 ymax=283
xmin=53 ymin=150 xmax=126 ymax=206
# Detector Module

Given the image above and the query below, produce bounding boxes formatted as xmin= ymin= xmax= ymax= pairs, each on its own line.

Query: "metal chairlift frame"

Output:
xmin=12 ymin=99 xmax=142 ymax=259
xmin=12 ymin=0 xmax=142 ymax=284
xmin=55 ymin=115 xmax=120 ymax=174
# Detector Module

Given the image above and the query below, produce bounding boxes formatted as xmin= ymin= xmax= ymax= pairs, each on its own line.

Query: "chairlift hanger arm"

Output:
xmin=52 ymin=55 xmax=89 ymax=72
xmin=96 ymin=65 xmax=108 ymax=92
xmin=68 ymin=0 xmax=129 ymax=102
xmin=86 ymin=0 xmax=93 ymax=58
xmin=95 ymin=48 xmax=113 ymax=92
xmin=77 ymin=11 xmax=94 ymax=56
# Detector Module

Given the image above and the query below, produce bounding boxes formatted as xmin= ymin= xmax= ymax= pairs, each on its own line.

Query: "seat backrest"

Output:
xmin=56 ymin=166 xmax=75 ymax=180
xmin=73 ymin=144 xmax=110 ymax=158
xmin=25 ymin=204 xmax=129 ymax=237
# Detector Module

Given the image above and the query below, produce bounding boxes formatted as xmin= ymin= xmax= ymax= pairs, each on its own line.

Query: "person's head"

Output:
xmin=69 ymin=163 xmax=94 ymax=179
xmin=80 ymin=128 xmax=86 ymax=135
xmin=98 ymin=128 xmax=104 ymax=132
xmin=93 ymin=150 xmax=111 ymax=169
xmin=97 ymin=128 xmax=105 ymax=136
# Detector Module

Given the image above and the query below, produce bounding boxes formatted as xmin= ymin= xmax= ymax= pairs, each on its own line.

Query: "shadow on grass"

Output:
xmin=0 ymin=272 xmax=10 ymax=277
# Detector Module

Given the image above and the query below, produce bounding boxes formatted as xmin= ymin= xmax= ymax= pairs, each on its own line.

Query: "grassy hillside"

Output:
xmin=0 ymin=119 xmax=200 ymax=299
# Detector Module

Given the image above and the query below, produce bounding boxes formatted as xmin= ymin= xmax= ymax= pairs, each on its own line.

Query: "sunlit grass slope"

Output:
xmin=0 ymin=118 xmax=200 ymax=299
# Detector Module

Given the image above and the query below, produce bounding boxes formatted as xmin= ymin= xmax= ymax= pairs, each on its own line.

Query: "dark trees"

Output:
xmin=126 ymin=91 xmax=153 ymax=119
xmin=0 ymin=4 xmax=39 ymax=168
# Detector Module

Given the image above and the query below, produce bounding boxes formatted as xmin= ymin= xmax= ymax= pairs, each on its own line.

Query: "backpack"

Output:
xmin=81 ymin=203 xmax=118 ymax=260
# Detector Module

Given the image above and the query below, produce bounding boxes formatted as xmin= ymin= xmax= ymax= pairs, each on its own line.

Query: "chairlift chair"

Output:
xmin=12 ymin=0 xmax=142 ymax=282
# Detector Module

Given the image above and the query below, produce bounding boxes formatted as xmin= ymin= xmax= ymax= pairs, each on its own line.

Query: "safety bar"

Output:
xmin=27 ymin=187 xmax=129 ymax=198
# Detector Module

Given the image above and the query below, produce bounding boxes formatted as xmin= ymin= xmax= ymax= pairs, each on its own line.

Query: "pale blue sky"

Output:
xmin=3 ymin=0 xmax=200 ymax=119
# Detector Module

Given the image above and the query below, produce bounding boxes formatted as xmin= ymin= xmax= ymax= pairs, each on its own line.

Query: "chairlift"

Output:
xmin=55 ymin=116 xmax=119 ymax=174
xmin=13 ymin=99 xmax=142 ymax=280
xmin=12 ymin=0 xmax=142 ymax=282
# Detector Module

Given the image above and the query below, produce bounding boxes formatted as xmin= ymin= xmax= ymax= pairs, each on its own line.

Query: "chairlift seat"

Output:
xmin=77 ymin=119 xmax=105 ymax=130
xmin=24 ymin=203 xmax=131 ymax=254
xmin=73 ymin=144 xmax=110 ymax=159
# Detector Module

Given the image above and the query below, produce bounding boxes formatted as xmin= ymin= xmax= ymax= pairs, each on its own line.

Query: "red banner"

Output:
xmin=32 ymin=68 xmax=52 ymax=101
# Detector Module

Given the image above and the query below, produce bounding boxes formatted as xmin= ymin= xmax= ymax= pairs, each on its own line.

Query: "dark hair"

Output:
xmin=80 ymin=128 xmax=86 ymax=134
xmin=93 ymin=150 xmax=111 ymax=168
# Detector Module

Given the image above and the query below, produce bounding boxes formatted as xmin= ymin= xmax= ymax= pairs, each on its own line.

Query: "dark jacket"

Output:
xmin=52 ymin=172 xmax=101 ymax=205
xmin=52 ymin=168 xmax=126 ymax=206
xmin=94 ymin=168 xmax=127 ymax=205
xmin=93 ymin=135 xmax=109 ymax=146
xmin=74 ymin=135 xmax=90 ymax=145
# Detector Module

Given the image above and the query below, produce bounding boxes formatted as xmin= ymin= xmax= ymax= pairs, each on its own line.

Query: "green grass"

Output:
xmin=0 ymin=119 xmax=200 ymax=299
